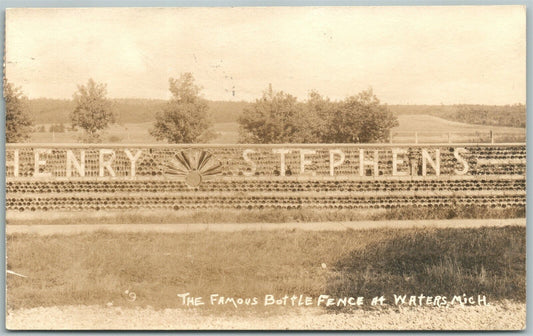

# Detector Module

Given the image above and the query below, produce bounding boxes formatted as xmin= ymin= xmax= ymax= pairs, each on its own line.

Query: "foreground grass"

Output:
xmin=6 ymin=205 xmax=525 ymax=225
xmin=328 ymin=226 xmax=525 ymax=305
xmin=6 ymin=226 xmax=524 ymax=311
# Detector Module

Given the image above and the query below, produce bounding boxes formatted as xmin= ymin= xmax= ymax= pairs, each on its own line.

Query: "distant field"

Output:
xmin=388 ymin=104 xmax=526 ymax=128
xmin=392 ymin=115 xmax=525 ymax=143
xmin=28 ymin=99 xmax=526 ymax=128
xmin=29 ymin=114 xmax=525 ymax=144
xmin=28 ymin=98 xmax=250 ymax=124
xmin=394 ymin=115 xmax=524 ymax=133
xmin=30 ymin=122 xmax=239 ymax=144
xmin=31 ymin=122 xmax=163 ymax=144
xmin=25 ymin=97 xmax=526 ymax=144
xmin=212 ymin=122 xmax=240 ymax=144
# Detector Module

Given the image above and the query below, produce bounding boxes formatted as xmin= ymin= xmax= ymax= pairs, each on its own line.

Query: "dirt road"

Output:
xmin=6 ymin=302 xmax=525 ymax=330
xmin=6 ymin=218 xmax=525 ymax=235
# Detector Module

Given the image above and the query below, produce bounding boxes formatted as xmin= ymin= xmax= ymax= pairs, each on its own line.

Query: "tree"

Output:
xmin=71 ymin=79 xmax=114 ymax=142
xmin=238 ymin=84 xmax=308 ymax=143
xmin=303 ymin=91 xmax=334 ymax=142
xmin=150 ymin=73 xmax=213 ymax=143
xmin=5 ymin=81 xmax=33 ymax=143
xmin=325 ymin=88 xmax=398 ymax=143
xmin=239 ymin=86 xmax=398 ymax=144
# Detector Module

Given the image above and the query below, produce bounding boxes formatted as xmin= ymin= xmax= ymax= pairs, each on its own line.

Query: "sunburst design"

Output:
xmin=163 ymin=150 xmax=223 ymax=187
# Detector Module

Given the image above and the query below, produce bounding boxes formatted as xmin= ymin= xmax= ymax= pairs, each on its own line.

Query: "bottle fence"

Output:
xmin=5 ymin=143 xmax=526 ymax=212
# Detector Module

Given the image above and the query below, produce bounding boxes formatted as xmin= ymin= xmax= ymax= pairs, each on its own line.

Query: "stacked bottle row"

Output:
xmin=6 ymin=178 xmax=525 ymax=194
xmin=6 ymin=194 xmax=525 ymax=212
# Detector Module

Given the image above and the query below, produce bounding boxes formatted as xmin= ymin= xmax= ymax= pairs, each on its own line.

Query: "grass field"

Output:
xmin=6 ymin=225 xmax=525 ymax=311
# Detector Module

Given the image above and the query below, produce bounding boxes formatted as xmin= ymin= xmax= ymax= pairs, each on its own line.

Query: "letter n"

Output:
xmin=66 ymin=150 xmax=85 ymax=177
xmin=422 ymin=149 xmax=440 ymax=176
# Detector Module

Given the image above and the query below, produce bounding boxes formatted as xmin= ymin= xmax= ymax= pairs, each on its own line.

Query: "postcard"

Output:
xmin=4 ymin=6 xmax=526 ymax=330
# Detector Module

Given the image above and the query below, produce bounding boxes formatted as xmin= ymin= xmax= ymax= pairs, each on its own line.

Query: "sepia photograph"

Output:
xmin=3 ymin=5 xmax=526 ymax=330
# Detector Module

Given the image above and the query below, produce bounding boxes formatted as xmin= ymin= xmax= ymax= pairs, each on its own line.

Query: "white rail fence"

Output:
xmin=390 ymin=130 xmax=525 ymax=144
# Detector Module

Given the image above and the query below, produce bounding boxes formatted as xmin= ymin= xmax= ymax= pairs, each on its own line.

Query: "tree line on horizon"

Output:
xmin=4 ymin=74 xmax=526 ymax=143
xmin=4 ymin=74 xmax=399 ymax=144
xmin=20 ymin=97 xmax=527 ymax=127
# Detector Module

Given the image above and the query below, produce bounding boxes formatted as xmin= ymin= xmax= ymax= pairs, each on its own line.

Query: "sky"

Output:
xmin=5 ymin=6 xmax=526 ymax=104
